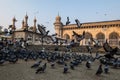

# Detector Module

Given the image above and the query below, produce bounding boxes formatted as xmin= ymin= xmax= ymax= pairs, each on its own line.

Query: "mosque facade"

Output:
xmin=0 ymin=14 xmax=52 ymax=45
xmin=54 ymin=15 xmax=120 ymax=47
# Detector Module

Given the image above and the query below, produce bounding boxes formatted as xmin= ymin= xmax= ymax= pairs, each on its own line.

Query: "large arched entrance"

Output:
xmin=63 ymin=34 xmax=70 ymax=43
xmin=85 ymin=32 xmax=92 ymax=45
xmin=96 ymin=32 xmax=105 ymax=45
xmin=109 ymin=32 xmax=119 ymax=46
xmin=63 ymin=34 xmax=70 ymax=39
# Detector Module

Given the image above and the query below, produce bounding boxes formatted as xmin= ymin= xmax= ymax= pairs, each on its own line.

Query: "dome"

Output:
xmin=56 ymin=15 xmax=61 ymax=21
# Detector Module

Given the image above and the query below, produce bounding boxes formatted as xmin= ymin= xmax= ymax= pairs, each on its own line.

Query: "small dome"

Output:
xmin=56 ymin=15 xmax=61 ymax=21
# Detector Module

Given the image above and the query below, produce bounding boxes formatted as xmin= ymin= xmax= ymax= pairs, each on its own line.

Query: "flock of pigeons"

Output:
xmin=30 ymin=51 xmax=100 ymax=74
xmin=0 ymin=41 xmax=119 ymax=76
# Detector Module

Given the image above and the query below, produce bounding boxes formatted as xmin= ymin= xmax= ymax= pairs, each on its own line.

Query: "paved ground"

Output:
xmin=0 ymin=57 xmax=120 ymax=80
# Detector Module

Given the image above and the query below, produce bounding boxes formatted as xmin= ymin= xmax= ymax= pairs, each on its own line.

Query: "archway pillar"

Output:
xmin=80 ymin=39 xmax=84 ymax=46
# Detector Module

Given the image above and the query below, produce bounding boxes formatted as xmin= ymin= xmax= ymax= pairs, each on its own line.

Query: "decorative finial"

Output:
xmin=34 ymin=16 xmax=37 ymax=22
xmin=13 ymin=16 xmax=16 ymax=22
xmin=25 ymin=12 xmax=28 ymax=19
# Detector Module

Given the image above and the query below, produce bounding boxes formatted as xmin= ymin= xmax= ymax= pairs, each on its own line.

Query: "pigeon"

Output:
xmin=31 ymin=60 xmax=42 ymax=68
xmin=75 ymin=19 xmax=81 ymax=27
xmin=35 ymin=63 xmax=47 ymax=74
xmin=51 ymin=61 xmax=55 ymax=68
xmin=66 ymin=17 xmax=70 ymax=25
xmin=0 ymin=59 xmax=5 ymax=64
xmin=63 ymin=64 xmax=68 ymax=73
xmin=104 ymin=64 xmax=109 ymax=74
xmin=70 ymin=62 xmax=74 ymax=70
xmin=86 ymin=61 xmax=91 ymax=69
xmin=96 ymin=64 xmax=103 ymax=75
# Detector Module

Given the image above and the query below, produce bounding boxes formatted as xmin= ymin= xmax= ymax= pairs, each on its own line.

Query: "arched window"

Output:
xmin=96 ymin=32 xmax=105 ymax=39
xmin=63 ymin=34 xmax=70 ymax=39
xmin=109 ymin=32 xmax=119 ymax=46
xmin=96 ymin=32 xmax=105 ymax=45
xmin=85 ymin=32 xmax=92 ymax=39
xmin=109 ymin=32 xmax=118 ymax=39
xmin=85 ymin=32 xmax=92 ymax=45
xmin=27 ymin=34 xmax=32 ymax=41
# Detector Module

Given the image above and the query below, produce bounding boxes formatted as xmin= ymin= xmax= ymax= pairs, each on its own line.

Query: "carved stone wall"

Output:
xmin=54 ymin=19 xmax=120 ymax=46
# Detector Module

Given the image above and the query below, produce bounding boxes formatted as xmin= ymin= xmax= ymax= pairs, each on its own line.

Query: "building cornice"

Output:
xmin=63 ymin=20 xmax=120 ymax=30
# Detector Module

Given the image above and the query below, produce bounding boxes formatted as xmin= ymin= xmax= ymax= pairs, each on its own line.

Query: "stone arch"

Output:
xmin=96 ymin=32 xmax=105 ymax=39
xmin=63 ymin=34 xmax=70 ymax=39
xmin=109 ymin=32 xmax=119 ymax=39
xmin=96 ymin=32 xmax=105 ymax=45
xmin=109 ymin=32 xmax=119 ymax=46
xmin=85 ymin=32 xmax=92 ymax=39
xmin=27 ymin=34 xmax=32 ymax=41
xmin=85 ymin=32 xmax=92 ymax=45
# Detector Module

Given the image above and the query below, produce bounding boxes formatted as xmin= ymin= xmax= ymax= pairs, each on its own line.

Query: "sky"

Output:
xmin=0 ymin=0 xmax=120 ymax=34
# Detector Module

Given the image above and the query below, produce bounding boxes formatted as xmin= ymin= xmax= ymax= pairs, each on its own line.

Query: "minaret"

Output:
xmin=54 ymin=14 xmax=63 ymax=38
xmin=33 ymin=17 xmax=37 ymax=32
xmin=12 ymin=16 xmax=17 ymax=31
xmin=24 ymin=13 xmax=28 ymax=30
xmin=22 ymin=19 xmax=24 ymax=29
